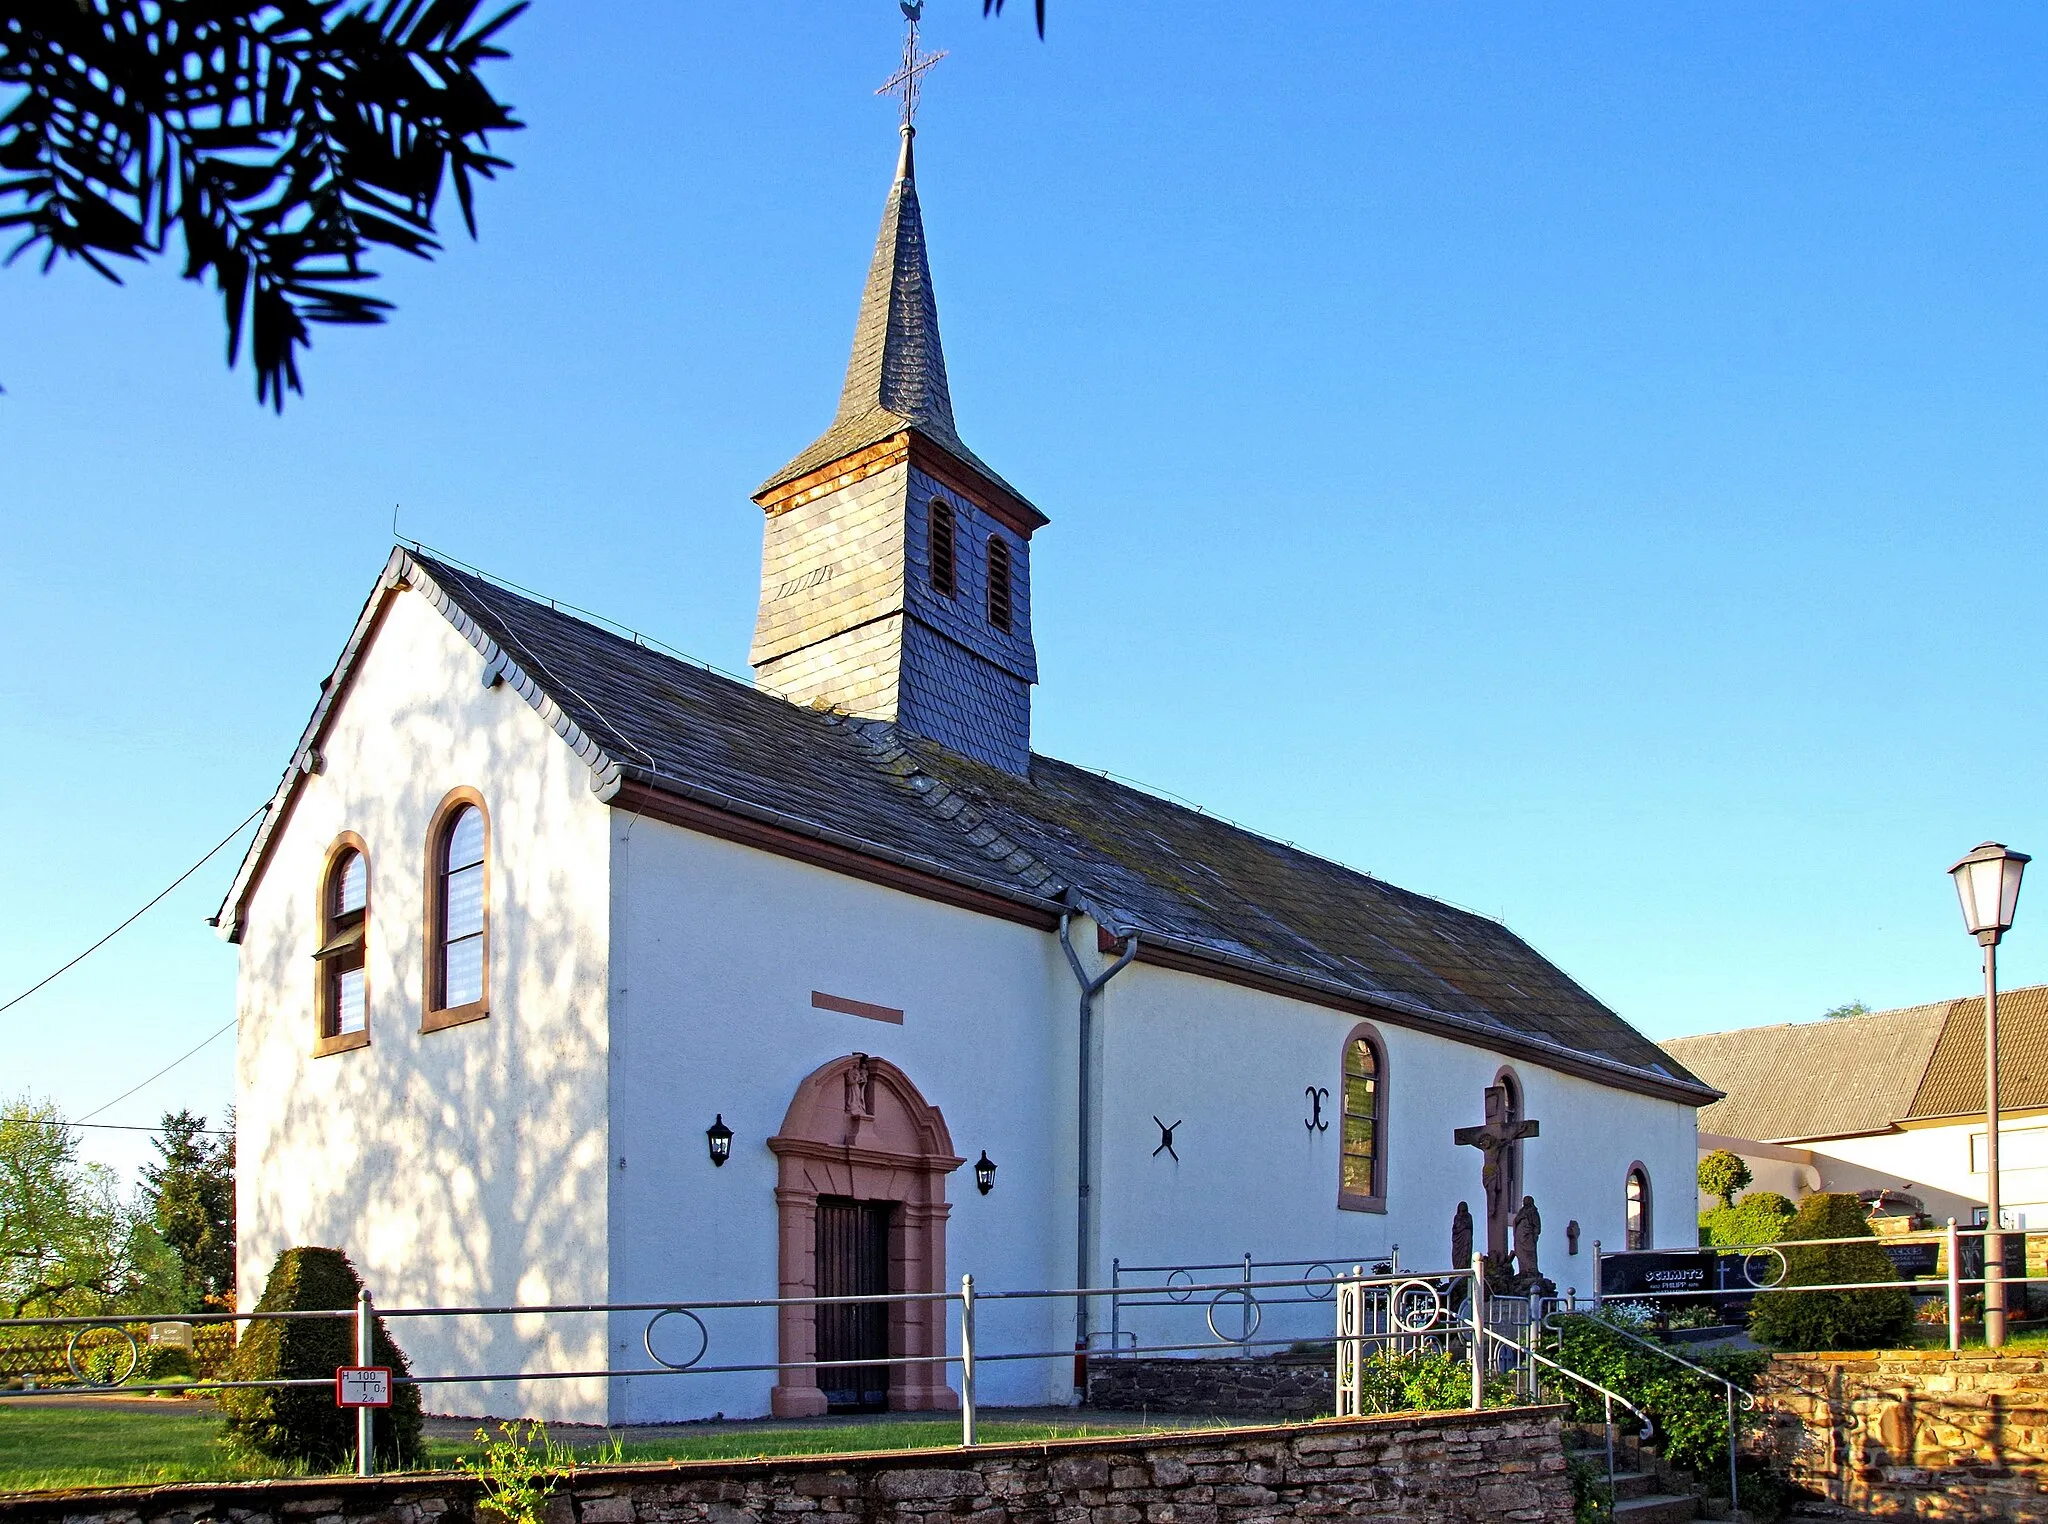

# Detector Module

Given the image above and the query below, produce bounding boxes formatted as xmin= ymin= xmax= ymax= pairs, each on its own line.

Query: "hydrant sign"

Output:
xmin=336 ymin=1366 xmax=392 ymax=1407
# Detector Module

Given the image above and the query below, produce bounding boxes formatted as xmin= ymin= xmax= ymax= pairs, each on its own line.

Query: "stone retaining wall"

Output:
xmin=1086 ymin=1356 xmax=1334 ymax=1418
xmin=0 ymin=1408 xmax=1574 ymax=1524
xmin=1759 ymin=1350 xmax=2048 ymax=1519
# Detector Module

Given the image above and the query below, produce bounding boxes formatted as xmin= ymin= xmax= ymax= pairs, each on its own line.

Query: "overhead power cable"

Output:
xmin=0 ymin=802 xmax=266 ymax=1017
xmin=7 ymin=1117 xmax=233 ymax=1137
xmin=77 ymin=1017 xmax=239 ymax=1124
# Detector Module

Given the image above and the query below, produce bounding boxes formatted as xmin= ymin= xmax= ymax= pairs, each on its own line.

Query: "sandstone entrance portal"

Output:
xmin=768 ymin=1053 xmax=962 ymax=1417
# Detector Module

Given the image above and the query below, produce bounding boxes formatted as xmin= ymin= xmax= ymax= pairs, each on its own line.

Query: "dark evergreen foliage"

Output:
xmin=0 ymin=1 xmax=523 ymax=407
xmin=1747 ymin=1192 xmax=1915 ymax=1350
xmin=141 ymin=1109 xmax=235 ymax=1311
xmin=218 ymin=1245 xmax=422 ymax=1466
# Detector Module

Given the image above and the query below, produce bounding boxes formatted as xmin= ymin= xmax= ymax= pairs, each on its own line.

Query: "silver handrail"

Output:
xmin=1543 ymin=1309 xmax=1752 ymax=1507
xmin=1478 ymin=1323 xmax=1651 ymax=1504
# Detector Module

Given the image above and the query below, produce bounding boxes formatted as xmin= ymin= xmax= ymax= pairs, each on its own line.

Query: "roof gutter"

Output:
xmin=1059 ymin=904 xmax=1139 ymax=1387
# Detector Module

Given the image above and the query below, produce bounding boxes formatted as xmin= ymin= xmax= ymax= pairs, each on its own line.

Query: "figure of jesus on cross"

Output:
xmin=1454 ymin=1083 xmax=1540 ymax=1263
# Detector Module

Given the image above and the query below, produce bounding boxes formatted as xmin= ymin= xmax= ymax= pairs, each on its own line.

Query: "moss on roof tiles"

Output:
xmin=414 ymin=553 xmax=1700 ymax=1094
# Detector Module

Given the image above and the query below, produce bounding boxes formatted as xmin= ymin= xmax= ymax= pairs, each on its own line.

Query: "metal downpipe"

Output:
xmin=1059 ymin=909 xmax=1139 ymax=1393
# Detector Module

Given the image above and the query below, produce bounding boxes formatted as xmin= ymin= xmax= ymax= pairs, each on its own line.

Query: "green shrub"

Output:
xmin=1698 ymin=1149 xmax=1754 ymax=1211
xmin=1747 ymin=1193 xmax=1914 ymax=1351
xmin=1548 ymin=1313 xmax=1767 ymax=1482
xmin=1699 ymin=1189 xmax=1796 ymax=1249
xmin=217 ymin=1247 xmax=422 ymax=1467
xmin=1353 ymin=1344 xmax=1516 ymax=1413
xmin=137 ymin=1342 xmax=196 ymax=1382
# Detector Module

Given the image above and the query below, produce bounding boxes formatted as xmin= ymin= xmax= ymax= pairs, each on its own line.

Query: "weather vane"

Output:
xmin=878 ymin=0 xmax=947 ymax=132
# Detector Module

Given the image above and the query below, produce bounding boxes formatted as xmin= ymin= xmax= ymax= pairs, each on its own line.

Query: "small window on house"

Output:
xmin=928 ymin=499 xmax=957 ymax=598
xmin=1338 ymin=1026 xmax=1386 ymax=1210
xmin=1625 ymin=1165 xmax=1652 ymax=1251
xmin=985 ymin=536 xmax=1013 ymax=633
xmin=426 ymin=795 xmax=490 ymax=1028
xmin=314 ymin=843 xmax=369 ymax=1048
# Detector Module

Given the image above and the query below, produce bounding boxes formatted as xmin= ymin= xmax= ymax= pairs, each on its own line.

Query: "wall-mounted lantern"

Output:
xmin=974 ymin=1150 xmax=997 ymax=1195
xmin=706 ymin=1115 xmax=733 ymax=1167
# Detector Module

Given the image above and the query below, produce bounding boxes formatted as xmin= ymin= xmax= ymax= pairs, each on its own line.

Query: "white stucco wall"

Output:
xmin=233 ymin=587 xmax=616 ymax=1423
xmin=605 ymin=816 xmax=1077 ymax=1421
xmin=1701 ymin=1109 xmax=2048 ymax=1230
xmin=1093 ymin=959 xmax=1699 ymax=1351
xmin=231 ymin=583 xmax=1705 ymax=1426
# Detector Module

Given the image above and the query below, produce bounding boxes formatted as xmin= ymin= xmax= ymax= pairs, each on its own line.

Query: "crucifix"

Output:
xmin=877 ymin=1 xmax=948 ymax=134
xmin=1453 ymin=1083 xmax=1540 ymax=1263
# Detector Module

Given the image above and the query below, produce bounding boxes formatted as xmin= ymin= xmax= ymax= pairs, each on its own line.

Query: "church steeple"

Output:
xmin=749 ymin=107 xmax=1047 ymax=775
xmin=756 ymin=125 xmax=1028 ymax=513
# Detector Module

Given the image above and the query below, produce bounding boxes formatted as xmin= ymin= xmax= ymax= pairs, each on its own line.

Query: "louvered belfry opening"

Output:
xmin=986 ymin=535 xmax=1012 ymax=631
xmin=814 ymin=1196 xmax=893 ymax=1411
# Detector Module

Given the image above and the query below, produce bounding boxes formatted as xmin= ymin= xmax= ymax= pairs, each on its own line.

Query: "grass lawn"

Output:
xmin=0 ymin=1401 xmax=1208 ymax=1494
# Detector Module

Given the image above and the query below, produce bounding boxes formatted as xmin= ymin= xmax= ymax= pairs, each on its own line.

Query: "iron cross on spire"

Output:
xmin=878 ymin=0 xmax=947 ymax=132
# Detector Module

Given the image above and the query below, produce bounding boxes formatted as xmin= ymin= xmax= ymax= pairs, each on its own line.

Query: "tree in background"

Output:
xmin=1699 ymin=1148 xmax=1754 ymax=1210
xmin=142 ymin=1109 xmax=236 ymax=1311
xmin=0 ymin=1095 xmax=180 ymax=1316
xmin=1822 ymin=1001 xmax=1873 ymax=1020
xmin=1 ymin=1 xmax=524 ymax=408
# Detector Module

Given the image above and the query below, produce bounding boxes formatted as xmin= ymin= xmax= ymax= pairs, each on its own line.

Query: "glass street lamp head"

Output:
xmin=974 ymin=1150 xmax=997 ymax=1195
xmin=706 ymin=1115 xmax=734 ymax=1167
xmin=1951 ymin=842 xmax=2030 ymax=944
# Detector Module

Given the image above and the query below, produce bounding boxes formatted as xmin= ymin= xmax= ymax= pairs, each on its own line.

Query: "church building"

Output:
xmin=219 ymin=108 xmax=1715 ymax=1425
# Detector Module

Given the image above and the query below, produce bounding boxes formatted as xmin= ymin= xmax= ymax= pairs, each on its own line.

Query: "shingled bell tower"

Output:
xmin=749 ymin=123 xmax=1047 ymax=775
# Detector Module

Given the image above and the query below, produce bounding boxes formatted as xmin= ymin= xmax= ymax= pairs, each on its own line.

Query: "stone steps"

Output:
xmin=1613 ymin=1495 xmax=1701 ymax=1524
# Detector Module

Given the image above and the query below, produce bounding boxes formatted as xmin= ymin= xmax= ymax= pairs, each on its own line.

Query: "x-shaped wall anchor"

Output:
xmin=1152 ymin=1116 xmax=1181 ymax=1160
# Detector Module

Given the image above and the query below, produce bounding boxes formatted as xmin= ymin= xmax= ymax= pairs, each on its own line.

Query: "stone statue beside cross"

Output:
xmin=1453 ymin=1081 xmax=1555 ymax=1296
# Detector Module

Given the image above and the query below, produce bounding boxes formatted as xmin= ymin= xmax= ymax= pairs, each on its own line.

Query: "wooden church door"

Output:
xmin=815 ymin=1196 xmax=892 ymax=1410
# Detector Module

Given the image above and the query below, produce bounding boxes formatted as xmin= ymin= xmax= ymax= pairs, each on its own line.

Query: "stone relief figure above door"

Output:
xmin=766 ymin=1053 xmax=963 ymax=1417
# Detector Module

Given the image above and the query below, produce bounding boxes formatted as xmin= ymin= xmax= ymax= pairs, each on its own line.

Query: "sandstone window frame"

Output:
xmin=1337 ymin=1022 xmax=1388 ymax=1213
xmin=422 ymin=787 xmax=491 ymax=1033
xmin=312 ymin=832 xmax=371 ymax=1057
xmin=1625 ymin=1162 xmax=1652 ymax=1251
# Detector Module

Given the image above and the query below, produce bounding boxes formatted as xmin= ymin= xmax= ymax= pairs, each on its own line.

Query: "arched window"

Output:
xmin=985 ymin=536 xmax=1013 ymax=632
xmin=425 ymin=791 xmax=490 ymax=1030
xmin=1338 ymin=1025 xmax=1387 ymax=1211
xmin=314 ymin=837 xmax=370 ymax=1053
xmin=928 ymin=499 xmax=957 ymax=599
xmin=1625 ymin=1164 xmax=1652 ymax=1251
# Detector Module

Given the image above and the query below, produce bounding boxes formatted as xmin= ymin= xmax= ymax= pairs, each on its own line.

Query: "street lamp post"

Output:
xmin=1949 ymin=841 xmax=2030 ymax=1349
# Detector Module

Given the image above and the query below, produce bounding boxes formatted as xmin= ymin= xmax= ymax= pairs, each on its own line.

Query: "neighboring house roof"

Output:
xmin=1664 ymin=985 xmax=2048 ymax=1142
xmin=217 ymin=548 xmax=1716 ymax=1106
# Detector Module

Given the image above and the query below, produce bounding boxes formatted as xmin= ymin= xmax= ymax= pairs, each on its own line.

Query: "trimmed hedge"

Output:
xmin=1747 ymin=1192 xmax=1914 ymax=1350
xmin=1700 ymin=1189 xmax=1795 ymax=1249
xmin=218 ymin=1246 xmax=422 ymax=1466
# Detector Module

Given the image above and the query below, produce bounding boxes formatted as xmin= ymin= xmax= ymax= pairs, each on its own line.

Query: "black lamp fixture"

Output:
xmin=974 ymin=1150 xmax=997 ymax=1195
xmin=706 ymin=1115 xmax=734 ymax=1167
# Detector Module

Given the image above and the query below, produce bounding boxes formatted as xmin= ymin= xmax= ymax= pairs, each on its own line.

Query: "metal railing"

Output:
xmin=1543 ymin=1307 xmax=1751 ymax=1506
xmin=0 ymin=1263 xmax=1480 ymax=1476
xmin=1326 ymin=1254 xmax=1647 ymax=1502
xmin=1105 ymin=1250 xmax=1398 ymax=1351
xmin=1593 ymin=1218 xmax=2027 ymax=1352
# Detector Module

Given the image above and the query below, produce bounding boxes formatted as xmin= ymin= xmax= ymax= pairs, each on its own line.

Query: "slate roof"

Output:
xmin=1665 ymin=985 xmax=2048 ymax=1141
xmin=220 ymin=547 xmax=1715 ymax=1106
xmin=757 ymin=131 xmax=1035 ymax=512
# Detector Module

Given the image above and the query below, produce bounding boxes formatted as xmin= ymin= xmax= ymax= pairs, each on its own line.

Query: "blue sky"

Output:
xmin=5 ymin=2 xmax=2047 ymax=1183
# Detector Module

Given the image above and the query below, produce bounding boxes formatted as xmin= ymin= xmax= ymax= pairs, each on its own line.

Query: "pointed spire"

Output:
xmin=833 ymin=124 xmax=956 ymax=442
xmin=757 ymin=133 xmax=1028 ymax=508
